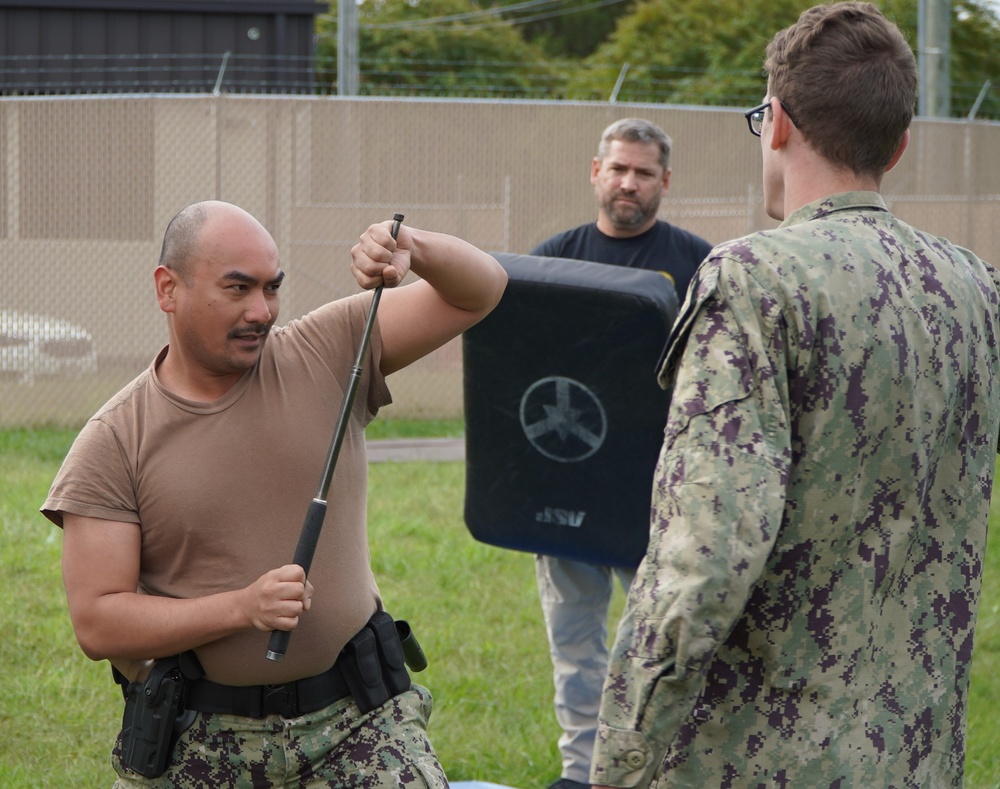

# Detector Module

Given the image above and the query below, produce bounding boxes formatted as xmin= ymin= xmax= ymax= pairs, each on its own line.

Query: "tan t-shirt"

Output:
xmin=42 ymin=293 xmax=392 ymax=686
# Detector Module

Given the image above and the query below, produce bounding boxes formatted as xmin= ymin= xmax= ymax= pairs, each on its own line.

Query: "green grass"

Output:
xmin=365 ymin=417 xmax=465 ymax=440
xmin=3 ymin=427 xmax=999 ymax=787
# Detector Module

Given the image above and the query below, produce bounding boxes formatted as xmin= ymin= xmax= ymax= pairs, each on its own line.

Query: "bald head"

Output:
xmin=152 ymin=200 xmax=283 ymax=394
xmin=158 ymin=201 xmax=272 ymax=283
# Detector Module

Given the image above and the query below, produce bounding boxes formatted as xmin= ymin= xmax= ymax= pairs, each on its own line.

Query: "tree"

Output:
xmin=563 ymin=0 xmax=1000 ymax=118
xmin=562 ymin=0 xmax=808 ymax=105
xmin=949 ymin=0 xmax=1000 ymax=118
xmin=315 ymin=0 xmax=561 ymax=98
xmin=313 ymin=0 xmax=1000 ymax=118
xmin=508 ymin=0 xmax=638 ymax=58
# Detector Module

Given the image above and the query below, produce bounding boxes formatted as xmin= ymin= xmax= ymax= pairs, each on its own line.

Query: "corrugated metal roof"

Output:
xmin=0 ymin=0 xmax=325 ymax=13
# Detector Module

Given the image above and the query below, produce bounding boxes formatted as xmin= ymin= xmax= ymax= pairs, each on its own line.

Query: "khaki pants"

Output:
xmin=536 ymin=554 xmax=636 ymax=785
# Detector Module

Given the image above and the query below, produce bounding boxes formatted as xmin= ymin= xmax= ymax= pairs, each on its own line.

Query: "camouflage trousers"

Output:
xmin=111 ymin=684 xmax=448 ymax=789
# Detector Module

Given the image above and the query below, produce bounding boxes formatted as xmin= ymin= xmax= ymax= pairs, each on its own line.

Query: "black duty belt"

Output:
xmin=185 ymin=661 xmax=351 ymax=719
xmin=176 ymin=610 xmax=422 ymax=719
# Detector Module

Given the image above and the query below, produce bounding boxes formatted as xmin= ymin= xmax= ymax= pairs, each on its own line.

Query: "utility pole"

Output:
xmin=337 ymin=0 xmax=359 ymax=96
xmin=918 ymin=0 xmax=951 ymax=117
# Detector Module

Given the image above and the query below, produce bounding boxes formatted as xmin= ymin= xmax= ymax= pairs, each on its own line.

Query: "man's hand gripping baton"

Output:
xmin=266 ymin=213 xmax=404 ymax=662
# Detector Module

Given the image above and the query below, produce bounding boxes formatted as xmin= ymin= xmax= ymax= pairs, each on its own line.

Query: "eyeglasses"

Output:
xmin=744 ymin=100 xmax=798 ymax=136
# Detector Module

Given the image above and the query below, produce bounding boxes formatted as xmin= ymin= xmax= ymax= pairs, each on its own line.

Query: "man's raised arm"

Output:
xmin=351 ymin=221 xmax=507 ymax=376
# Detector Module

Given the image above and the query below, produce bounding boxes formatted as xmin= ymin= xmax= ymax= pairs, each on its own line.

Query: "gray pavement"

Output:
xmin=366 ymin=437 xmax=465 ymax=463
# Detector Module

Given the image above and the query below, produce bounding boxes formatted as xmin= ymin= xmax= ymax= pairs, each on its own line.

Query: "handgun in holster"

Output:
xmin=114 ymin=652 xmax=203 ymax=778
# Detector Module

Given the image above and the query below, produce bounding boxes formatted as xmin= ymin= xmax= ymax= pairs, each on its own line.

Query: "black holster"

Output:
xmin=114 ymin=652 xmax=202 ymax=778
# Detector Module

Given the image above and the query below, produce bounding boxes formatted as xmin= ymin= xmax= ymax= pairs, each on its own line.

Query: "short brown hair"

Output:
xmin=764 ymin=2 xmax=917 ymax=176
xmin=598 ymin=118 xmax=672 ymax=171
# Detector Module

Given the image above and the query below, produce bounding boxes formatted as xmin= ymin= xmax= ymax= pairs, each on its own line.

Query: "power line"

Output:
xmin=439 ymin=0 xmax=630 ymax=32
xmin=365 ymin=0 xmax=576 ymax=30
xmin=318 ymin=0 xmax=630 ymax=32
xmin=317 ymin=0 xmax=567 ymax=30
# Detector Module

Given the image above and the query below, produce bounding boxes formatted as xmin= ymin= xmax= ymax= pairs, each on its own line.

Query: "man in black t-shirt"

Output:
xmin=531 ymin=118 xmax=712 ymax=789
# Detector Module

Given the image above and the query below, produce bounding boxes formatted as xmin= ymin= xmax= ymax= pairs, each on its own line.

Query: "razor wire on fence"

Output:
xmin=2 ymin=53 xmax=997 ymax=121
xmin=0 ymin=52 xmax=765 ymax=104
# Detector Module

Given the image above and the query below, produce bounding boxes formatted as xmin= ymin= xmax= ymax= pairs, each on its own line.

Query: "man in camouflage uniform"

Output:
xmin=591 ymin=3 xmax=1000 ymax=787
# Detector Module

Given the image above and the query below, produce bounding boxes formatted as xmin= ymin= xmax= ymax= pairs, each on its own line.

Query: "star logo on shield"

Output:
xmin=519 ymin=376 xmax=607 ymax=463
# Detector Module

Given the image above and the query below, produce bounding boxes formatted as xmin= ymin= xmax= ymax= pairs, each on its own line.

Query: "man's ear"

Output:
xmin=661 ymin=167 xmax=672 ymax=195
xmin=885 ymin=129 xmax=910 ymax=173
xmin=154 ymin=265 xmax=179 ymax=314
xmin=768 ymin=97 xmax=794 ymax=151
xmin=590 ymin=156 xmax=602 ymax=184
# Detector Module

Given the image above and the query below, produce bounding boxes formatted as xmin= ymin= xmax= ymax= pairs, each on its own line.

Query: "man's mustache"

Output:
xmin=228 ymin=324 xmax=271 ymax=338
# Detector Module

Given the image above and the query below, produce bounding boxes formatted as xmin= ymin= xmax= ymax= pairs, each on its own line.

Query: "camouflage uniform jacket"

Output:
xmin=591 ymin=192 xmax=1000 ymax=788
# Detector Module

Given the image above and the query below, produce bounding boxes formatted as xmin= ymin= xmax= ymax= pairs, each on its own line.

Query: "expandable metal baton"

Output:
xmin=266 ymin=213 xmax=405 ymax=662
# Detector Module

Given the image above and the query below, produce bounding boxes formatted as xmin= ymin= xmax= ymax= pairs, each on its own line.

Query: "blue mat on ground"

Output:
xmin=451 ymin=783 xmax=518 ymax=789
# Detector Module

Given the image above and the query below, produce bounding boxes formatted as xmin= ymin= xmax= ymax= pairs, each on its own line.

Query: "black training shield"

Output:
xmin=462 ymin=253 xmax=680 ymax=568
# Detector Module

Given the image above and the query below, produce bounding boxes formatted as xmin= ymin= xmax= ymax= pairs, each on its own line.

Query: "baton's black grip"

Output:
xmin=291 ymin=498 xmax=327 ymax=576
xmin=266 ymin=498 xmax=327 ymax=662
xmin=265 ymin=628 xmax=291 ymax=663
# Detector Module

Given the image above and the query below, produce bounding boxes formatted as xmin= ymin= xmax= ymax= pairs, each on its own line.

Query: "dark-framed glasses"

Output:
xmin=744 ymin=100 xmax=798 ymax=136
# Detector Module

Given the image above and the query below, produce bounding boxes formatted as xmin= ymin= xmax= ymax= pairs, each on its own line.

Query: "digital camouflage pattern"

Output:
xmin=591 ymin=192 xmax=1000 ymax=788
xmin=112 ymin=685 xmax=447 ymax=788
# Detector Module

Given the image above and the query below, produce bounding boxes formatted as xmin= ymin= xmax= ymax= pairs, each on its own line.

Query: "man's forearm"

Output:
xmin=405 ymin=227 xmax=506 ymax=315
xmin=71 ymin=586 xmax=256 ymax=662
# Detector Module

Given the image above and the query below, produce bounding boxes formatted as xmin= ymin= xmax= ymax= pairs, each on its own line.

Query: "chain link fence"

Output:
xmin=2 ymin=95 xmax=999 ymax=428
